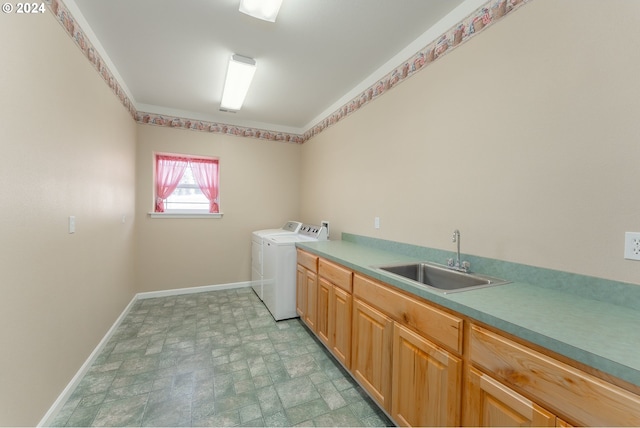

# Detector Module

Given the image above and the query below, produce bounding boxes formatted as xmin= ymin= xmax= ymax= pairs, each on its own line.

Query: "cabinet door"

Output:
xmin=296 ymin=264 xmax=306 ymax=318
xmin=304 ymin=269 xmax=317 ymax=330
xmin=465 ymin=366 xmax=555 ymax=427
xmin=316 ymin=277 xmax=331 ymax=345
xmin=330 ymin=285 xmax=351 ymax=369
xmin=392 ymin=323 xmax=462 ymax=427
xmin=352 ymin=299 xmax=393 ymax=410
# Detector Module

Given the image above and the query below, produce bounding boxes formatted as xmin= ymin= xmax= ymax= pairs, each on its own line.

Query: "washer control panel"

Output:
xmin=299 ymin=224 xmax=328 ymax=240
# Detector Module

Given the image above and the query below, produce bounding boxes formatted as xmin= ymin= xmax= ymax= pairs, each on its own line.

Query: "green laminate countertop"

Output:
xmin=296 ymin=239 xmax=640 ymax=388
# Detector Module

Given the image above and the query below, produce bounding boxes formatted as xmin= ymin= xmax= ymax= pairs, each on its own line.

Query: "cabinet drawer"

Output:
xmin=470 ymin=325 xmax=640 ymax=426
xmin=296 ymin=249 xmax=317 ymax=272
xmin=319 ymin=259 xmax=352 ymax=293
xmin=354 ymin=274 xmax=462 ymax=354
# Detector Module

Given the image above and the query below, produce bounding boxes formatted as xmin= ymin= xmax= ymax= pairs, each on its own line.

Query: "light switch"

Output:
xmin=69 ymin=216 xmax=75 ymax=234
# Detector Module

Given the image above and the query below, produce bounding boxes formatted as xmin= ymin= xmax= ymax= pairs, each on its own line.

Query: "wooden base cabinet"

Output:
xmin=468 ymin=325 xmax=640 ymax=427
xmin=303 ymin=269 xmax=317 ymax=330
xmin=295 ymin=250 xmax=318 ymax=330
xmin=351 ymin=298 xmax=393 ymax=411
xmin=298 ymin=255 xmax=354 ymax=370
xmin=464 ymin=366 xmax=556 ymax=427
xmin=317 ymin=258 xmax=353 ymax=368
xmin=353 ymin=273 xmax=463 ymax=422
xmin=392 ymin=323 xmax=462 ymax=427
xmin=330 ymin=285 xmax=351 ymax=367
xmin=316 ymin=277 xmax=331 ymax=345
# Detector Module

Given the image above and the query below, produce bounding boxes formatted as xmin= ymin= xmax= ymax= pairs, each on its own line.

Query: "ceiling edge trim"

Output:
xmin=302 ymin=0 xmax=533 ymax=143
xmin=45 ymin=0 xmax=532 ymax=145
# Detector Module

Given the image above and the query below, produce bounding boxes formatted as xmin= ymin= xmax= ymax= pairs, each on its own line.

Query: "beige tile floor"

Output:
xmin=49 ymin=288 xmax=393 ymax=427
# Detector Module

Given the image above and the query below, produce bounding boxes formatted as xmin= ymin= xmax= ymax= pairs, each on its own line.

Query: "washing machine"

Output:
xmin=251 ymin=221 xmax=302 ymax=301
xmin=262 ymin=224 xmax=328 ymax=320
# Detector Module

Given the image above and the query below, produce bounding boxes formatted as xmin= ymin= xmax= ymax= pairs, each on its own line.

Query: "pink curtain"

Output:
xmin=190 ymin=158 xmax=220 ymax=213
xmin=155 ymin=155 xmax=189 ymax=212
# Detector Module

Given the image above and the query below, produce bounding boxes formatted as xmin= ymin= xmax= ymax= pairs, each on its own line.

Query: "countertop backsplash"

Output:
xmin=342 ymin=233 xmax=640 ymax=310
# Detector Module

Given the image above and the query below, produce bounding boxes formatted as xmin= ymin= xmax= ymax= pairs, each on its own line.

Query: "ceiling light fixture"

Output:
xmin=239 ymin=0 xmax=283 ymax=22
xmin=220 ymin=54 xmax=256 ymax=111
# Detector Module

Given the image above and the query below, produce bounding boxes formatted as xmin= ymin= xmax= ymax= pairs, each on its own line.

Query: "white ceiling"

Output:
xmin=69 ymin=0 xmax=481 ymax=134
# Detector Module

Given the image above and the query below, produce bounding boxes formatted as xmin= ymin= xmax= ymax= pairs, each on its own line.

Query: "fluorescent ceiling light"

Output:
xmin=239 ymin=0 xmax=283 ymax=22
xmin=220 ymin=54 xmax=256 ymax=111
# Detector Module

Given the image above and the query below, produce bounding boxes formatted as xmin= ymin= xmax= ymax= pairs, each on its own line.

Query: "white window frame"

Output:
xmin=149 ymin=152 xmax=223 ymax=219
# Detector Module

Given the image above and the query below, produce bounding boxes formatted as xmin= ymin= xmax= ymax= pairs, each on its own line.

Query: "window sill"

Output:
xmin=148 ymin=212 xmax=224 ymax=219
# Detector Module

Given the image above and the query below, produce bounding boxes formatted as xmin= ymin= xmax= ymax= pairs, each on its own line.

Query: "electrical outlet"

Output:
xmin=624 ymin=232 xmax=640 ymax=260
xmin=321 ymin=221 xmax=330 ymax=239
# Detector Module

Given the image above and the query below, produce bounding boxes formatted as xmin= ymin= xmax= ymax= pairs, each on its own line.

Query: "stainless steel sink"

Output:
xmin=375 ymin=262 xmax=510 ymax=294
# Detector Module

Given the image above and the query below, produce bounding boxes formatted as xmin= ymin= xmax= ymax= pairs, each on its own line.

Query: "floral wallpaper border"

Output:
xmin=136 ymin=111 xmax=307 ymax=144
xmin=44 ymin=0 xmax=137 ymax=119
xmin=44 ymin=0 xmax=530 ymax=145
xmin=303 ymin=0 xmax=530 ymax=142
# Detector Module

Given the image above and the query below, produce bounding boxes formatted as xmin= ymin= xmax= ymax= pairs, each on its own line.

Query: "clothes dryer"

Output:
xmin=251 ymin=221 xmax=302 ymax=300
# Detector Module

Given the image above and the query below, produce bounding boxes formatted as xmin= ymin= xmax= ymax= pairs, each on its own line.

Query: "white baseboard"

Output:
xmin=37 ymin=296 xmax=138 ymax=427
xmin=38 ymin=281 xmax=253 ymax=427
xmin=136 ymin=280 xmax=254 ymax=300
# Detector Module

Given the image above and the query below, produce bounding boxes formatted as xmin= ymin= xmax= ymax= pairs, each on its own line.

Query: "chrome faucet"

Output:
xmin=448 ymin=229 xmax=470 ymax=273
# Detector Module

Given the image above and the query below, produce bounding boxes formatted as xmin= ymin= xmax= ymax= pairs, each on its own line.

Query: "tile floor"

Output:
xmin=49 ymin=287 xmax=393 ymax=427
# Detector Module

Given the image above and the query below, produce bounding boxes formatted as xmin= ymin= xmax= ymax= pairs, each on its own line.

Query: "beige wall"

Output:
xmin=0 ymin=12 xmax=136 ymax=427
xmin=300 ymin=0 xmax=640 ymax=286
xmin=135 ymin=125 xmax=301 ymax=292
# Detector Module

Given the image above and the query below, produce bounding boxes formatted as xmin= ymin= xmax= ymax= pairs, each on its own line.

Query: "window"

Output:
xmin=165 ymin=165 xmax=210 ymax=211
xmin=154 ymin=153 xmax=220 ymax=216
